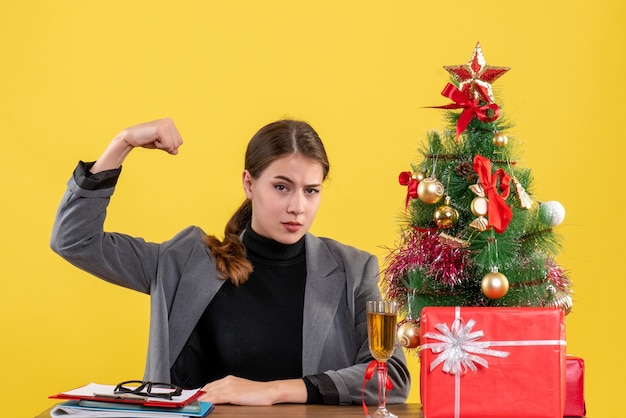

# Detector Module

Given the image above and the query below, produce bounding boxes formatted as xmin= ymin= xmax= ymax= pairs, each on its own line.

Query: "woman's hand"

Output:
xmin=198 ymin=375 xmax=307 ymax=405
xmin=90 ymin=118 xmax=183 ymax=173
xmin=118 ymin=118 xmax=183 ymax=154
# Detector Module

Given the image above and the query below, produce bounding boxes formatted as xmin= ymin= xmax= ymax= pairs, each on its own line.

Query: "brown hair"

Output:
xmin=203 ymin=119 xmax=330 ymax=286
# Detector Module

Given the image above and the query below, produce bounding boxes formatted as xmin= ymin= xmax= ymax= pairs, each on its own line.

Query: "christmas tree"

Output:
xmin=383 ymin=43 xmax=572 ymax=350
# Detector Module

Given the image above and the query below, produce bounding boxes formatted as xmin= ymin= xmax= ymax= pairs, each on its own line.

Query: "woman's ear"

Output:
xmin=242 ymin=170 xmax=254 ymax=199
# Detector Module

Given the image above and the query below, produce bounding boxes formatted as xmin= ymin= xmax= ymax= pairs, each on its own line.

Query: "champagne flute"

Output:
xmin=366 ymin=300 xmax=399 ymax=418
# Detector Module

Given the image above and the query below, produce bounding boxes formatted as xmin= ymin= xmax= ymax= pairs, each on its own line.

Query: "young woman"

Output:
xmin=50 ymin=118 xmax=410 ymax=406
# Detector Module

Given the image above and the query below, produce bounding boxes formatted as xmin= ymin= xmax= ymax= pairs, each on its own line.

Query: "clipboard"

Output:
xmin=50 ymin=383 xmax=205 ymax=408
xmin=50 ymin=400 xmax=214 ymax=417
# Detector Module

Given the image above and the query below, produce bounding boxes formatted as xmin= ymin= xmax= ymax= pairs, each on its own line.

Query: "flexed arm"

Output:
xmin=50 ymin=118 xmax=185 ymax=293
xmin=90 ymin=118 xmax=183 ymax=173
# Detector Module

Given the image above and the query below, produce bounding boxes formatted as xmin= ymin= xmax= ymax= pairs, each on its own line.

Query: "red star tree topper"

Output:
xmin=444 ymin=42 xmax=510 ymax=104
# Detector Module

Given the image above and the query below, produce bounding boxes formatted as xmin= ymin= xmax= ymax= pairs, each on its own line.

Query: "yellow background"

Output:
xmin=1 ymin=1 xmax=624 ymax=416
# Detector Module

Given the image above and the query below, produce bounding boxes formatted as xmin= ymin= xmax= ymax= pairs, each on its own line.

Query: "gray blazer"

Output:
xmin=50 ymin=172 xmax=410 ymax=405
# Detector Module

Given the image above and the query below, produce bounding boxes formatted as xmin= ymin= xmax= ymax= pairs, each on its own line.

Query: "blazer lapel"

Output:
xmin=167 ymin=243 xmax=225 ymax=366
xmin=302 ymin=234 xmax=345 ymax=375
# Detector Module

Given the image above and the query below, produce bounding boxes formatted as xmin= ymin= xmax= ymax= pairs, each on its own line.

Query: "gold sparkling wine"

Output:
xmin=367 ymin=312 xmax=397 ymax=361
xmin=366 ymin=300 xmax=398 ymax=418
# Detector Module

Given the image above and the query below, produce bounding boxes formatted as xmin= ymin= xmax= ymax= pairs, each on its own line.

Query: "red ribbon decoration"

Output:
xmin=399 ymin=171 xmax=419 ymax=210
xmin=361 ymin=360 xmax=394 ymax=416
xmin=473 ymin=155 xmax=512 ymax=233
xmin=432 ymin=83 xmax=500 ymax=140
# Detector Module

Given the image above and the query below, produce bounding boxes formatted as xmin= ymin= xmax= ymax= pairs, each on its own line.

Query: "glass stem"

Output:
xmin=377 ymin=361 xmax=388 ymax=411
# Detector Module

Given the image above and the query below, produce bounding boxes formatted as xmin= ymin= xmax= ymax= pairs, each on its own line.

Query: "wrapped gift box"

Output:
xmin=420 ymin=307 xmax=566 ymax=418
xmin=564 ymin=355 xmax=586 ymax=417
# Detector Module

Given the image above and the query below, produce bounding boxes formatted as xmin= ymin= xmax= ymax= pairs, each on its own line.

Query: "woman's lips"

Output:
xmin=282 ymin=222 xmax=302 ymax=232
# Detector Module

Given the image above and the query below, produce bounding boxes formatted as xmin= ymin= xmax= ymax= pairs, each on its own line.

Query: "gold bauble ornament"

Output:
xmin=550 ymin=290 xmax=573 ymax=315
xmin=481 ymin=269 xmax=509 ymax=299
xmin=417 ymin=177 xmax=444 ymax=204
xmin=397 ymin=320 xmax=420 ymax=349
xmin=414 ymin=171 xmax=426 ymax=182
xmin=492 ymin=132 xmax=508 ymax=148
xmin=547 ymin=285 xmax=573 ymax=315
xmin=434 ymin=196 xmax=459 ymax=229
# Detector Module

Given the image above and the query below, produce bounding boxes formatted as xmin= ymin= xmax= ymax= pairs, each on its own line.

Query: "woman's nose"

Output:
xmin=288 ymin=193 xmax=305 ymax=214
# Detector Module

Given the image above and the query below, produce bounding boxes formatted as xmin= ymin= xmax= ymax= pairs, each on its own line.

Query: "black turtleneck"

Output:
xmin=170 ymin=225 xmax=307 ymax=390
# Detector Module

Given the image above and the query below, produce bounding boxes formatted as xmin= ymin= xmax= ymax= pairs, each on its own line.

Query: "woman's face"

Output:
xmin=243 ymin=153 xmax=324 ymax=244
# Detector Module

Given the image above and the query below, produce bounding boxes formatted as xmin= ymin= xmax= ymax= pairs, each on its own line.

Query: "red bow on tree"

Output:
xmin=433 ymin=83 xmax=500 ymax=140
xmin=398 ymin=171 xmax=419 ymax=210
xmin=473 ymin=155 xmax=512 ymax=233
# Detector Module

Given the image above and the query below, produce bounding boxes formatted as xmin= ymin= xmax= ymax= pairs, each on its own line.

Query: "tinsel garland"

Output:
xmin=382 ymin=228 xmax=473 ymax=302
xmin=545 ymin=257 xmax=571 ymax=290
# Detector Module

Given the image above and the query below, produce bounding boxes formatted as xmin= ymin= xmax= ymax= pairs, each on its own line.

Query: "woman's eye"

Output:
xmin=306 ymin=188 xmax=320 ymax=195
xmin=274 ymin=184 xmax=287 ymax=191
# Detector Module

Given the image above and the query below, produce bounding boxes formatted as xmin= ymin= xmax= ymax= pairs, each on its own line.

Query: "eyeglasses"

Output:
xmin=114 ymin=380 xmax=183 ymax=400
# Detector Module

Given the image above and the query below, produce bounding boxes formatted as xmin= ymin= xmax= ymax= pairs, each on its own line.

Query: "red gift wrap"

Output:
xmin=419 ymin=307 xmax=566 ymax=418
xmin=564 ymin=356 xmax=586 ymax=417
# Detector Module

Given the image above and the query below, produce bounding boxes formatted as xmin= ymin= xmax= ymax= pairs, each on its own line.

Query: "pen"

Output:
xmin=93 ymin=392 xmax=149 ymax=401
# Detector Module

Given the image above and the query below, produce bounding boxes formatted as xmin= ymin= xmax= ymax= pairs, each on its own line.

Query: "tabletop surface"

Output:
xmin=36 ymin=402 xmax=424 ymax=417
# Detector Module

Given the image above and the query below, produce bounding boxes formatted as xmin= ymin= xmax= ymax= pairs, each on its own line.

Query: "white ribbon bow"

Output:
xmin=422 ymin=317 xmax=510 ymax=374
